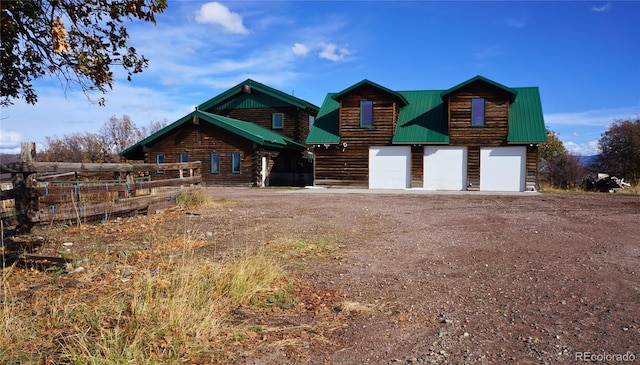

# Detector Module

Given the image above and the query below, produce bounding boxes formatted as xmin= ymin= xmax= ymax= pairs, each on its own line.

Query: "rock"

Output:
xmin=119 ymin=268 xmax=133 ymax=277
xmin=68 ymin=266 xmax=85 ymax=275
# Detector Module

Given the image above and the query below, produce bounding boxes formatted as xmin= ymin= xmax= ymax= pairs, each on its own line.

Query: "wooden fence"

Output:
xmin=1 ymin=143 xmax=201 ymax=233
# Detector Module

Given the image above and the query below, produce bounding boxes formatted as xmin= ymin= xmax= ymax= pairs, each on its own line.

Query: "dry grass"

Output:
xmin=0 ymin=201 xmax=333 ymax=364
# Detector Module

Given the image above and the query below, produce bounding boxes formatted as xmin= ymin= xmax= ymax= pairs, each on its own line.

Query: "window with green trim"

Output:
xmin=155 ymin=153 xmax=165 ymax=174
xmin=231 ymin=152 xmax=241 ymax=174
xmin=360 ymin=100 xmax=373 ymax=127
xmin=471 ymin=98 xmax=485 ymax=126
xmin=272 ymin=113 xmax=284 ymax=129
xmin=210 ymin=152 xmax=220 ymax=174
xmin=179 ymin=152 xmax=189 ymax=176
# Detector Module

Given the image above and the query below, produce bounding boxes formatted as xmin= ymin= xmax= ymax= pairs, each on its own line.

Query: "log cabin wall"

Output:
xmin=313 ymin=85 xmax=399 ymax=187
xmin=447 ymin=82 xmax=511 ymax=147
xmin=446 ymin=82 xmax=517 ymax=190
xmin=211 ymin=106 xmax=312 ymax=144
xmin=145 ymin=122 xmax=256 ymax=186
xmin=526 ymin=145 xmax=539 ymax=191
xmin=411 ymin=146 xmax=424 ymax=188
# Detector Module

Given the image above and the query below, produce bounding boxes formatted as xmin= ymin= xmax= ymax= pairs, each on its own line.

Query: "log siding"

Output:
xmin=313 ymin=85 xmax=400 ymax=187
xmin=308 ymin=77 xmax=545 ymax=191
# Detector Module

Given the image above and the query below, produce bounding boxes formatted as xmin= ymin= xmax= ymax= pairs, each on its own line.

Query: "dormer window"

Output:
xmin=471 ymin=98 xmax=485 ymax=126
xmin=360 ymin=100 xmax=373 ymax=127
xmin=272 ymin=113 xmax=284 ymax=129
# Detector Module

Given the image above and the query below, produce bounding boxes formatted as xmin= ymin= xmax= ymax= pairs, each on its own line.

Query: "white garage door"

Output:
xmin=480 ymin=147 xmax=526 ymax=192
xmin=369 ymin=146 xmax=411 ymax=189
xmin=423 ymin=146 xmax=467 ymax=190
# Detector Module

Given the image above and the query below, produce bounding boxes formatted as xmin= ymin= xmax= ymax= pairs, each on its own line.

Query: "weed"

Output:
xmin=266 ymin=289 xmax=298 ymax=310
xmin=175 ymin=187 xmax=210 ymax=208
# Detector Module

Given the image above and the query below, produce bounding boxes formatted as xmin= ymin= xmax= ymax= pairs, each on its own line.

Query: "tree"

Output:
xmin=39 ymin=114 xmax=162 ymax=162
xmin=39 ymin=131 xmax=109 ymax=163
xmin=100 ymin=115 xmax=144 ymax=160
xmin=537 ymin=128 xmax=587 ymax=189
xmin=538 ymin=128 xmax=566 ymax=162
xmin=596 ymin=118 xmax=640 ymax=183
xmin=1 ymin=0 xmax=167 ymax=106
xmin=544 ymin=154 xmax=587 ymax=189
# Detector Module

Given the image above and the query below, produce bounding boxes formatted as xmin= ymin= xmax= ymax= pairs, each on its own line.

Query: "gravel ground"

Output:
xmin=202 ymin=188 xmax=640 ymax=365
xmin=9 ymin=187 xmax=638 ymax=364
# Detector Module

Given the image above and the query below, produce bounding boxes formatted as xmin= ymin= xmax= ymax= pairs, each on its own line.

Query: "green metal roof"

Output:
xmin=197 ymin=79 xmax=319 ymax=113
xmin=508 ymin=87 xmax=547 ymax=143
xmin=332 ymin=79 xmax=409 ymax=106
xmin=441 ymin=75 xmax=518 ymax=101
xmin=121 ymin=110 xmax=307 ymax=160
xmin=306 ymin=76 xmax=546 ymax=145
xmin=305 ymin=94 xmax=341 ymax=144
xmin=392 ymin=90 xmax=449 ymax=144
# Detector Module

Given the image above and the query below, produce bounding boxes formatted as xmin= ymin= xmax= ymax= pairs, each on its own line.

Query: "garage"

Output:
xmin=423 ymin=146 xmax=467 ymax=190
xmin=369 ymin=146 xmax=411 ymax=189
xmin=480 ymin=147 xmax=526 ymax=191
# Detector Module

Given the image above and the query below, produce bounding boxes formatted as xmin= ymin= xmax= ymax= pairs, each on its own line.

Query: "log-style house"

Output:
xmin=121 ymin=79 xmax=319 ymax=187
xmin=306 ymin=75 xmax=547 ymax=191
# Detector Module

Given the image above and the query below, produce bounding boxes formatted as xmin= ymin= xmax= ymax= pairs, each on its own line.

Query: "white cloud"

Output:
xmin=505 ymin=17 xmax=527 ymax=28
xmin=292 ymin=43 xmax=310 ymax=56
xmin=319 ymin=43 xmax=352 ymax=61
xmin=544 ymin=107 xmax=640 ymax=127
xmin=473 ymin=45 xmax=505 ymax=60
xmin=195 ymin=2 xmax=249 ymax=34
xmin=591 ymin=2 xmax=612 ymax=12
xmin=565 ymin=141 xmax=601 ymax=156
xmin=0 ymin=129 xmax=23 ymax=154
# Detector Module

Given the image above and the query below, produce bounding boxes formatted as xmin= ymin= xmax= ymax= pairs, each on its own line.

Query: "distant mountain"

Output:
xmin=0 ymin=154 xmax=20 ymax=164
xmin=577 ymin=155 xmax=598 ymax=168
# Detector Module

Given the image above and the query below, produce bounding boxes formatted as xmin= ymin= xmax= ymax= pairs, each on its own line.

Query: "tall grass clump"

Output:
xmin=1 ymin=246 xmax=290 ymax=364
xmin=175 ymin=187 xmax=209 ymax=208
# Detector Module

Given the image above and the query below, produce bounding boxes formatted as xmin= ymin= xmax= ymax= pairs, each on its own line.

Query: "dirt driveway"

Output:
xmin=199 ymin=188 xmax=640 ymax=364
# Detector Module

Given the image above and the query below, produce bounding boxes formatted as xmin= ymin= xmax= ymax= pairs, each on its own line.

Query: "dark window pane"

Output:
xmin=232 ymin=152 xmax=241 ymax=174
xmin=210 ymin=153 xmax=220 ymax=174
xmin=471 ymin=98 xmax=485 ymax=126
xmin=272 ymin=113 xmax=284 ymax=129
xmin=361 ymin=100 xmax=373 ymax=127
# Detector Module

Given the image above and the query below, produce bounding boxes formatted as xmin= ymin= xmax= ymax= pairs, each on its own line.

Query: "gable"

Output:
xmin=332 ymin=79 xmax=409 ymax=106
xmin=197 ymin=79 xmax=319 ymax=114
xmin=441 ymin=75 xmax=517 ymax=102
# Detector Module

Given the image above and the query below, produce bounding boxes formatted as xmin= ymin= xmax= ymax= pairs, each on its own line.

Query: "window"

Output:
xmin=155 ymin=153 xmax=165 ymax=174
xmin=272 ymin=113 xmax=284 ymax=129
xmin=179 ymin=152 xmax=189 ymax=176
xmin=360 ymin=100 xmax=373 ymax=127
xmin=231 ymin=152 xmax=241 ymax=174
xmin=309 ymin=115 xmax=315 ymax=128
xmin=471 ymin=98 xmax=485 ymax=126
xmin=210 ymin=152 xmax=220 ymax=174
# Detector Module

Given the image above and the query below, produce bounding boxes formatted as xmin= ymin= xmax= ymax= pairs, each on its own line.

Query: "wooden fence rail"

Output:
xmin=1 ymin=143 xmax=202 ymax=233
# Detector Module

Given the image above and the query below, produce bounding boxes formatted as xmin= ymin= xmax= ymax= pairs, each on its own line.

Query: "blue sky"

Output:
xmin=1 ymin=1 xmax=639 ymax=156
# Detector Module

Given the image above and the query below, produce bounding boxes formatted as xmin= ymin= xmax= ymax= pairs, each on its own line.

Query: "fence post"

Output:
xmin=14 ymin=142 xmax=39 ymax=233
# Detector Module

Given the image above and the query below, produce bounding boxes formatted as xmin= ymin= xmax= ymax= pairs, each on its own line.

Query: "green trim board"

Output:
xmin=197 ymin=79 xmax=320 ymax=113
xmin=440 ymin=75 xmax=518 ymax=102
xmin=331 ymin=79 xmax=409 ymax=106
xmin=306 ymin=76 xmax=545 ymax=145
xmin=120 ymin=110 xmax=307 ymax=160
